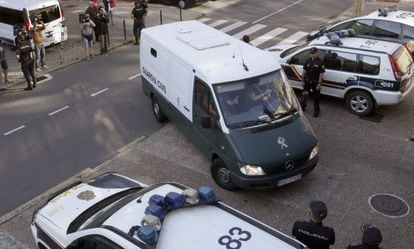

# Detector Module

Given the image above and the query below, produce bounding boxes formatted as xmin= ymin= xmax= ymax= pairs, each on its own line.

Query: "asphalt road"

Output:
xmin=0 ymin=45 xmax=163 ymax=215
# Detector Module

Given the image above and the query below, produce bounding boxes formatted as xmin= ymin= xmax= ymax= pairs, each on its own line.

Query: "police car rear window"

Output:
xmin=393 ymin=46 xmax=412 ymax=74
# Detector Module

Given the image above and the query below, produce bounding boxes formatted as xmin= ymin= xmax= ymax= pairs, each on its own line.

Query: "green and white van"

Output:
xmin=140 ymin=21 xmax=319 ymax=190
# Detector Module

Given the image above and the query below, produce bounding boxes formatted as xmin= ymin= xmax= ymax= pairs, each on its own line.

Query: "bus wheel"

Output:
xmin=152 ymin=96 xmax=167 ymax=123
xmin=211 ymin=158 xmax=238 ymax=191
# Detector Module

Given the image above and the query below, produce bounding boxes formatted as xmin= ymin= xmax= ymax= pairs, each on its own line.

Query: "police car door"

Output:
xmin=322 ymin=50 xmax=359 ymax=98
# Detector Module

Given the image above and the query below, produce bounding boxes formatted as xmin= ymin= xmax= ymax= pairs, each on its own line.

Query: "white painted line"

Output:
xmin=71 ymin=10 xmax=84 ymax=14
xmin=37 ymin=74 xmax=52 ymax=85
xmin=251 ymin=27 xmax=287 ymax=47
xmin=209 ymin=20 xmax=229 ymax=28
xmin=91 ymin=88 xmax=109 ymax=97
xmin=277 ymin=31 xmax=308 ymax=45
xmin=233 ymin=24 xmax=267 ymax=40
xmin=4 ymin=125 xmax=26 ymax=136
xmin=220 ymin=21 xmax=247 ymax=33
xmin=128 ymin=73 xmax=141 ymax=80
xmin=253 ymin=0 xmax=305 ymax=24
xmin=48 ymin=106 xmax=69 ymax=116
xmin=198 ymin=18 xmax=211 ymax=23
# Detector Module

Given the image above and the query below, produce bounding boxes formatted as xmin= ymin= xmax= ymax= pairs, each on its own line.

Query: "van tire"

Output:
xmin=178 ymin=0 xmax=187 ymax=9
xmin=151 ymin=96 xmax=168 ymax=123
xmin=346 ymin=90 xmax=374 ymax=116
xmin=211 ymin=159 xmax=238 ymax=191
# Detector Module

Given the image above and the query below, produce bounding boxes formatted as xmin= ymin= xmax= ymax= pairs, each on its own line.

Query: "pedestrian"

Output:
xmin=86 ymin=1 xmax=99 ymax=42
xmin=347 ymin=224 xmax=383 ymax=249
xmin=30 ymin=15 xmax=47 ymax=71
xmin=103 ymin=0 xmax=114 ymax=25
xmin=131 ymin=0 xmax=148 ymax=45
xmin=292 ymin=200 xmax=335 ymax=249
xmin=81 ymin=13 xmax=96 ymax=60
xmin=0 ymin=40 xmax=10 ymax=84
xmin=300 ymin=47 xmax=325 ymax=117
xmin=15 ymin=30 xmax=36 ymax=91
xmin=96 ymin=6 xmax=110 ymax=55
xmin=242 ymin=35 xmax=251 ymax=44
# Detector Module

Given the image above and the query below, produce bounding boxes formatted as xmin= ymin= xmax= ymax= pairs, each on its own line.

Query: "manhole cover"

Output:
xmin=369 ymin=193 xmax=409 ymax=218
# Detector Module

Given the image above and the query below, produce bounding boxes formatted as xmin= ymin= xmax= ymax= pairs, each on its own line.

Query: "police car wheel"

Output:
xmin=211 ymin=159 xmax=238 ymax=191
xmin=178 ymin=0 xmax=187 ymax=9
xmin=152 ymin=96 xmax=168 ymax=123
xmin=346 ymin=90 xmax=374 ymax=116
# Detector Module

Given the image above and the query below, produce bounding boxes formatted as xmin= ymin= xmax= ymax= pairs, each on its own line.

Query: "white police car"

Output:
xmin=308 ymin=6 xmax=414 ymax=56
xmin=267 ymin=32 xmax=414 ymax=115
xmin=31 ymin=173 xmax=306 ymax=249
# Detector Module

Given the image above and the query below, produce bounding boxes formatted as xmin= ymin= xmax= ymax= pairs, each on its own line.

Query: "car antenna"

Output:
xmin=238 ymin=44 xmax=249 ymax=72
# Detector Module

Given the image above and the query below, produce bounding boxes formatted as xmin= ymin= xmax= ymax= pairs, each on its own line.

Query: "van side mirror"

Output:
xmin=201 ymin=114 xmax=211 ymax=129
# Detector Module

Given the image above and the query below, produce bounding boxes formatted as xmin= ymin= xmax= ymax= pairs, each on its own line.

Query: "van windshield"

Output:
xmin=30 ymin=5 xmax=61 ymax=23
xmin=213 ymin=70 xmax=298 ymax=129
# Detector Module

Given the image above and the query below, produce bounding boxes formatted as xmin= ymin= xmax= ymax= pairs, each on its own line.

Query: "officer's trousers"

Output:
xmin=21 ymin=60 xmax=36 ymax=88
xmin=301 ymin=82 xmax=320 ymax=111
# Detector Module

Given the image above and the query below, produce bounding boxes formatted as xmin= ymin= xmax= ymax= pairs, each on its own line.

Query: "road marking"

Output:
xmin=277 ymin=31 xmax=308 ymax=45
xmin=4 ymin=125 xmax=26 ymax=136
xmin=253 ymin=0 xmax=305 ymax=24
xmin=91 ymin=88 xmax=109 ymax=97
xmin=233 ymin=24 xmax=267 ymax=39
xmin=37 ymin=74 xmax=53 ymax=85
xmin=251 ymin=27 xmax=287 ymax=46
xmin=198 ymin=18 xmax=211 ymax=23
xmin=209 ymin=20 xmax=228 ymax=28
xmin=48 ymin=106 xmax=69 ymax=116
xmin=71 ymin=10 xmax=84 ymax=14
xmin=128 ymin=73 xmax=141 ymax=80
xmin=220 ymin=21 xmax=247 ymax=33
xmin=118 ymin=136 xmax=147 ymax=153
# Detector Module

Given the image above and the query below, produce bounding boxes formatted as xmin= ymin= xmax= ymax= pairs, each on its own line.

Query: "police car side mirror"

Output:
xmin=201 ymin=114 xmax=211 ymax=129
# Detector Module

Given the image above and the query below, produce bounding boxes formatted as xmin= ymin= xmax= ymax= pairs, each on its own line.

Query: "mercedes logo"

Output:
xmin=284 ymin=160 xmax=295 ymax=171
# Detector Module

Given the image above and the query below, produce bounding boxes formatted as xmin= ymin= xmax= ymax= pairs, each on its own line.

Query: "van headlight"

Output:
xmin=309 ymin=144 xmax=319 ymax=160
xmin=240 ymin=165 xmax=265 ymax=176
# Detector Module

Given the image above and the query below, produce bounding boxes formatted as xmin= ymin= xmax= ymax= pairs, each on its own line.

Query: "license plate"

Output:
xmin=277 ymin=174 xmax=302 ymax=187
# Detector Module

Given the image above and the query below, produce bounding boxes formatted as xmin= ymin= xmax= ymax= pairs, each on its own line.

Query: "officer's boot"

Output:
xmin=300 ymin=91 xmax=308 ymax=111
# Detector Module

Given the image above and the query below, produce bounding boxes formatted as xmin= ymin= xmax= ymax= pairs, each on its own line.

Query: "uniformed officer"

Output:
xmin=301 ymin=47 xmax=325 ymax=117
xmin=292 ymin=201 xmax=335 ymax=249
xmin=347 ymin=224 xmax=383 ymax=249
xmin=131 ymin=0 xmax=148 ymax=45
xmin=16 ymin=29 xmax=36 ymax=91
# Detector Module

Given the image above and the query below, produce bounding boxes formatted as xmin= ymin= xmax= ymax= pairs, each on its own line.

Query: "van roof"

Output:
xmin=309 ymin=36 xmax=401 ymax=54
xmin=142 ymin=21 xmax=280 ymax=84
xmin=103 ymin=184 xmax=302 ymax=249
xmin=0 ymin=0 xmax=59 ymax=10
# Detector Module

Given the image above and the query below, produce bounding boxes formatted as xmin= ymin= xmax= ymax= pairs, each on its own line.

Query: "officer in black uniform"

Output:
xmin=16 ymin=29 xmax=36 ymax=91
xmin=301 ymin=47 xmax=325 ymax=117
xmin=347 ymin=224 xmax=383 ymax=249
xmin=131 ymin=0 xmax=148 ymax=45
xmin=292 ymin=201 xmax=335 ymax=249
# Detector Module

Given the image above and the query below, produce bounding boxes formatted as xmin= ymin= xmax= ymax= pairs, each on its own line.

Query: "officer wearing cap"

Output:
xmin=347 ymin=224 xmax=383 ymax=249
xmin=301 ymin=47 xmax=325 ymax=117
xmin=292 ymin=201 xmax=335 ymax=249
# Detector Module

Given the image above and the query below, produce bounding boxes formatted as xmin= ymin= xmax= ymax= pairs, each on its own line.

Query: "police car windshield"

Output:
xmin=280 ymin=44 xmax=306 ymax=58
xmin=213 ymin=70 xmax=298 ymax=129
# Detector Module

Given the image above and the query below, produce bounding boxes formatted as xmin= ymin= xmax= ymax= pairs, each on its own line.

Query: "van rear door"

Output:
xmin=392 ymin=45 xmax=414 ymax=94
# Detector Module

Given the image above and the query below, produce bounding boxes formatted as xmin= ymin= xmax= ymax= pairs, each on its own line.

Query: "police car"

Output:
xmin=307 ymin=6 xmax=414 ymax=56
xmin=267 ymin=32 xmax=414 ymax=115
xmin=31 ymin=173 xmax=306 ymax=249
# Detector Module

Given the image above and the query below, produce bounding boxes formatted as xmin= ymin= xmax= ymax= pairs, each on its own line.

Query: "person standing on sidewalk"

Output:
xmin=131 ymin=0 xmax=148 ymax=45
xmin=96 ymin=7 xmax=109 ymax=55
xmin=31 ymin=15 xmax=47 ymax=71
xmin=86 ymin=1 xmax=100 ymax=42
xmin=292 ymin=201 xmax=335 ymax=249
xmin=0 ymin=40 xmax=10 ymax=86
xmin=81 ymin=13 xmax=96 ymax=60
xmin=16 ymin=31 xmax=36 ymax=90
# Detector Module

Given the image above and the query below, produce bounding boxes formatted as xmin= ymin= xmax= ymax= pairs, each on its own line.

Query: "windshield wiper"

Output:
xmin=272 ymin=107 xmax=298 ymax=120
xmin=227 ymin=119 xmax=269 ymax=129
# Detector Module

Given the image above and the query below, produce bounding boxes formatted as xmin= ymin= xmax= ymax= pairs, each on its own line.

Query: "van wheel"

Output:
xmin=211 ymin=159 xmax=238 ymax=191
xmin=346 ymin=90 xmax=374 ymax=116
xmin=178 ymin=0 xmax=187 ymax=9
xmin=152 ymin=96 xmax=167 ymax=123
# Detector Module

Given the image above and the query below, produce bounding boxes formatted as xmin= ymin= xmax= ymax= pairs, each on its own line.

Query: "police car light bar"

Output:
xmin=378 ymin=5 xmax=398 ymax=17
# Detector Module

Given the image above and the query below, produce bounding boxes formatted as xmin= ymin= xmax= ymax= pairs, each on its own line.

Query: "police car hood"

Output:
xmin=228 ymin=115 xmax=317 ymax=166
xmin=37 ymin=173 xmax=144 ymax=232
xmin=266 ymin=44 xmax=298 ymax=59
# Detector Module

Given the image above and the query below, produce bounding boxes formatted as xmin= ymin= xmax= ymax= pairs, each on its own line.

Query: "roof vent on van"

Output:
xmin=177 ymin=27 xmax=193 ymax=34
xmin=177 ymin=35 xmax=230 ymax=50
xmin=378 ymin=5 xmax=397 ymax=17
